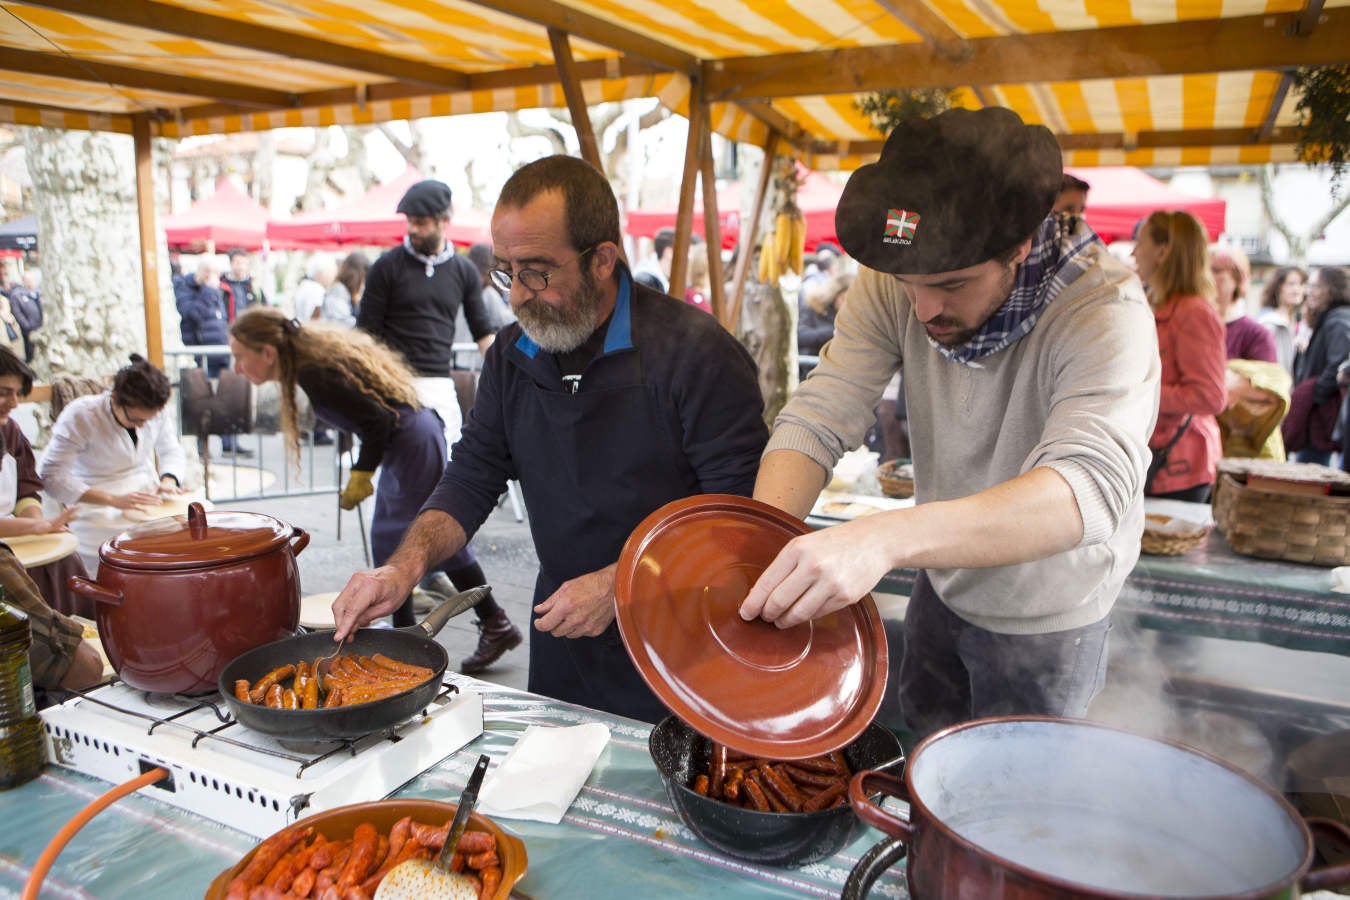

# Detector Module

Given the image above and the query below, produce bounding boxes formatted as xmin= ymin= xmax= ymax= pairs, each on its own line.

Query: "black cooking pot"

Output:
xmin=649 ymin=715 xmax=903 ymax=868
xmin=217 ymin=587 xmax=487 ymax=741
xmin=846 ymin=716 xmax=1350 ymax=899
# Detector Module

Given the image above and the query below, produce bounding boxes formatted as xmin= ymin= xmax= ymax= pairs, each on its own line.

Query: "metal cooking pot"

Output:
xmin=69 ymin=502 xmax=307 ymax=694
xmin=846 ymin=716 xmax=1350 ymax=899
xmin=217 ymin=587 xmax=487 ymax=740
xmin=649 ymin=715 xmax=903 ymax=867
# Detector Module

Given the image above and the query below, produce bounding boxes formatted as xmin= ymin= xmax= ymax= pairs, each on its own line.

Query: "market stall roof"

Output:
xmin=0 ymin=214 xmax=37 ymax=252
xmin=0 ymin=0 xmax=1346 ymax=169
xmin=162 ymin=177 xmax=271 ymax=251
xmin=1065 ymin=166 xmax=1229 ymax=243
xmin=266 ymin=165 xmax=492 ymax=250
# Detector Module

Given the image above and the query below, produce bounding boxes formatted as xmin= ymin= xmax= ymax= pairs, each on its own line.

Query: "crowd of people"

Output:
xmin=6 ymin=107 xmax=1350 ymax=746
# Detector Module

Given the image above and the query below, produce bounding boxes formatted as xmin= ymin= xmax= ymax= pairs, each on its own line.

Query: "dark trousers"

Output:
xmin=897 ymin=571 xmax=1110 ymax=743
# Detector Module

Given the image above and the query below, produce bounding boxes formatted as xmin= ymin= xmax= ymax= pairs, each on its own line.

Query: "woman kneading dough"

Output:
xmin=39 ymin=355 xmax=186 ymax=570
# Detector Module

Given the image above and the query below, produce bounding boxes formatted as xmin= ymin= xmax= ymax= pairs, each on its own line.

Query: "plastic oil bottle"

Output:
xmin=0 ymin=595 xmax=46 ymax=789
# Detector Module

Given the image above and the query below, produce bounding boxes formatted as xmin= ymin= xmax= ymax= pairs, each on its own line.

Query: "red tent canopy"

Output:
xmin=164 ymin=179 xmax=271 ymax=251
xmin=626 ymin=166 xmax=845 ymax=252
xmin=1066 ymin=166 xmax=1227 ymax=244
xmin=266 ymin=165 xmax=491 ymax=251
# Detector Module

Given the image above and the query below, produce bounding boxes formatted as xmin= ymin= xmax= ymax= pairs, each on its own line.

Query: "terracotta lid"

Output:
xmin=615 ymin=494 xmax=888 ymax=759
xmin=101 ymin=502 xmax=294 ymax=571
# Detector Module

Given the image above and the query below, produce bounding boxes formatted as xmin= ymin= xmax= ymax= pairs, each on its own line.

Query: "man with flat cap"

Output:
xmin=357 ymin=178 xmax=522 ymax=672
xmin=739 ymin=107 xmax=1161 ymax=741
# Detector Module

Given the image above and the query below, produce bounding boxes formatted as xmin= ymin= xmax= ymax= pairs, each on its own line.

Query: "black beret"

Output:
xmin=835 ymin=107 xmax=1062 ymax=274
xmin=396 ymin=179 xmax=453 ymax=218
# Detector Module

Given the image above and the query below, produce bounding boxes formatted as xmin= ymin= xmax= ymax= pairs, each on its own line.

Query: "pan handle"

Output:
xmin=67 ymin=575 xmax=123 ymax=607
xmin=1301 ymin=817 xmax=1350 ymax=891
xmin=849 ymin=769 xmax=915 ymax=842
xmin=288 ymin=526 xmax=311 ymax=557
xmin=415 ymin=585 xmax=491 ymax=638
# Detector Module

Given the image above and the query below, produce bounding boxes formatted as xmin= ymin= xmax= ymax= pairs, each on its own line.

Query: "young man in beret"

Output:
xmin=740 ymin=107 xmax=1161 ymax=741
xmin=356 ymin=178 xmax=521 ymax=671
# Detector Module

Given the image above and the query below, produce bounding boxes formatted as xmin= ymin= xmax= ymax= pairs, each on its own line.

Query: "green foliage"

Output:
xmin=854 ymin=89 xmax=955 ymax=136
xmin=1293 ymin=65 xmax=1350 ymax=191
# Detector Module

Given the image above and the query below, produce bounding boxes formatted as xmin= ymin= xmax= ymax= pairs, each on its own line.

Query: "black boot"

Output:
xmin=460 ymin=609 xmax=522 ymax=674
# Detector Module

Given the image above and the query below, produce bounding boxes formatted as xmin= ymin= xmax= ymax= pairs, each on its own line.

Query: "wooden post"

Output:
xmin=698 ymin=124 xmax=726 ymax=327
xmin=670 ymin=82 xmax=707 ymax=301
xmin=133 ymin=114 xmax=163 ymax=369
xmin=727 ymin=131 xmax=781 ymax=334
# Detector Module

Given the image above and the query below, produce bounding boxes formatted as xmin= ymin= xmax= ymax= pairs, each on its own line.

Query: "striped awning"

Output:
xmin=0 ymin=0 xmax=1346 ymax=168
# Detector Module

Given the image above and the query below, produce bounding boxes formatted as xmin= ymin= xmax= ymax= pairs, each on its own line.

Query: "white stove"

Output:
xmin=40 ymin=676 xmax=483 ymax=838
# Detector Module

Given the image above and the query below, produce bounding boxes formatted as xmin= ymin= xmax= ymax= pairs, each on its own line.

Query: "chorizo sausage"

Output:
xmin=264 ymin=683 xmax=284 ymax=709
xmin=337 ymin=822 xmax=378 ymax=889
xmin=710 ymin=744 xmax=728 ymax=798
xmin=801 ymin=778 xmax=848 ymax=812
xmin=234 ymin=680 xmax=252 ymax=703
xmin=227 ymin=825 xmax=310 ymax=894
xmin=248 ymin=664 xmax=296 ymax=703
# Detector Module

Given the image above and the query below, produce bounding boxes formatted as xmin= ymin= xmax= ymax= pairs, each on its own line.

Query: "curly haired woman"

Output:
xmin=229 ymin=308 xmax=519 ymax=661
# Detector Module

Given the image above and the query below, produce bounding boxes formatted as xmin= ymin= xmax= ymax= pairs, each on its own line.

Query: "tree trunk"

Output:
xmin=737 ymin=280 xmax=794 ymax=426
xmin=21 ymin=128 xmax=150 ymax=380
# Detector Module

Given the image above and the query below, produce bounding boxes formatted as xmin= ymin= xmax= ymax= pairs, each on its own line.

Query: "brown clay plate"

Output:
xmin=614 ymin=494 xmax=888 ymax=760
xmin=204 ymin=798 xmax=527 ymax=899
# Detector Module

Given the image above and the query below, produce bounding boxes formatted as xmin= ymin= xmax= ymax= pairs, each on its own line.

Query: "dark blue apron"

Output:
xmin=505 ymin=342 xmax=696 ymax=723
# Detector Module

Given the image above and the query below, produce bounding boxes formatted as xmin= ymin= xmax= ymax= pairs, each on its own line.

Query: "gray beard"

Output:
xmin=515 ymin=272 xmax=606 ymax=353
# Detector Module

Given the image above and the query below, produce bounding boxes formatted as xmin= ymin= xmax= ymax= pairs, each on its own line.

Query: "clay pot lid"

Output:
xmin=101 ymin=502 xmax=294 ymax=571
xmin=614 ymin=494 xmax=888 ymax=760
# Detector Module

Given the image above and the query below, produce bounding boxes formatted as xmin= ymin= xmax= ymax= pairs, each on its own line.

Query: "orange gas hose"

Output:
xmin=21 ymin=766 xmax=169 ymax=900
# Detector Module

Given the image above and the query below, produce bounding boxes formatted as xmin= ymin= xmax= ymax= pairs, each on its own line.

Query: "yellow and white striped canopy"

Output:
xmin=1 ymin=0 xmax=1346 ymax=168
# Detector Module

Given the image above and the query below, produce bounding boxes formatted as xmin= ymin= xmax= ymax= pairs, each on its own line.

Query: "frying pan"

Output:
xmin=217 ymin=586 xmax=490 ymax=741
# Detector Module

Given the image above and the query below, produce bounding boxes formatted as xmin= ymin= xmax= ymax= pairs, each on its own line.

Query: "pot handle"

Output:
xmin=67 ymin=575 xmax=123 ymax=607
xmin=289 ymin=526 xmax=310 ymax=557
xmin=1301 ymin=817 xmax=1350 ymax=891
xmin=841 ymin=835 xmax=908 ymax=900
xmin=849 ymin=769 xmax=915 ymax=842
xmin=187 ymin=501 xmax=208 ymax=539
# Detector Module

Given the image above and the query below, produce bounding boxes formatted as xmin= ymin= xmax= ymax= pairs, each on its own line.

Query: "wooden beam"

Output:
xmin=704 ymin=9 xmax=1350 ymax=100
xmin=873 ymin=0 xmax=969 ymax=60
xmin=728 ymin=131 xmax=781 ymax=334
xmin=670 ymin=86 xmax=708 ymax=301
xmin=0 ymin=47 xmax=293 ymax=109
xmin=24 ymin=0 xmax=472 ymax=90
xmin=132 ymin=114 xmax=162 ymax=369
xmin=146 ymin=56 xmax=661 ymax=130
xmin=698 ymin=126 xmax=726 ymax=328
xmin=462 ymin=0 xmax=698 ymax=75
xmin=547 ymin=29 xmax=604 ymax=174
xmin=1290 ymin=0 xmax=1327 ymax=35
xmin=833 ymin=125 xmax=1303 ymax=156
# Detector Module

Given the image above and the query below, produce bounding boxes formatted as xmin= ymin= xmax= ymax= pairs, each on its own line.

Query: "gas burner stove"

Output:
xmin=40 ymin=676 xmax=483 ymax=838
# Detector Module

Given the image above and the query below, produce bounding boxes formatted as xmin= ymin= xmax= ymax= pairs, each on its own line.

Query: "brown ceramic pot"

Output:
xmin=69 ymin=502 xmax=307 ymax=694
xmin=847 ymin=716 xmax=1350 ymax=899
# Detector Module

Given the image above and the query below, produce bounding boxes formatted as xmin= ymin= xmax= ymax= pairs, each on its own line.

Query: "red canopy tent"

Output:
xmin=266 ymin=165 xmax=491 ymax=250
xmin=163 ymin=179 xmax=271 ymax=251
xmin=1065 ymin=166 xmax=1227 ymax=243
xmin=626 ymin=166 xmax=845 ymax=252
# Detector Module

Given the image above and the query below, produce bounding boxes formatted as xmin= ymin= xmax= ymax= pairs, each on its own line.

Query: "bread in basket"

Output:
xmin=876 ymin=459 xmax=915 ymax=499
xmin=1141 ymin=512 xmax=1210 ymax=556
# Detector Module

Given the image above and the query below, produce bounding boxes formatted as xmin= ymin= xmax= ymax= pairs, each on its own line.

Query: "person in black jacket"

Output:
xmin=329 ymin=156 xmax=769 ymax=722
xmin=175 ymin=257 xmax=250 ymax=456
xmin=7 ymin=271 xmax=42 ymax=362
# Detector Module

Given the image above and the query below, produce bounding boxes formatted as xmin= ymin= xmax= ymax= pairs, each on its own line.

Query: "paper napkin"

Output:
xmin=477 ymin=723 xmax=610 ymax=824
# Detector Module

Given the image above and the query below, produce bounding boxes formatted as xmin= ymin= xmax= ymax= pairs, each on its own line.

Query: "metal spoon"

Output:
xmin=374 ymin=754 xmax=492 ymax=900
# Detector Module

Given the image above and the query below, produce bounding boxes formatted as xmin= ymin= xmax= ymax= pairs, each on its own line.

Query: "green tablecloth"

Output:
xmin=0 ymin=677 xmax=908 ymax=899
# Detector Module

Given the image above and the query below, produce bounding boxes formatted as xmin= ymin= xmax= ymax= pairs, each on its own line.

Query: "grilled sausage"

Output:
xmin=227 ymin=826 xmax=310 ymax=894
xmin=337 ymin=822 xmax=378 ymax=889
xmin=248 ymin=664 xmax=296 ymax=703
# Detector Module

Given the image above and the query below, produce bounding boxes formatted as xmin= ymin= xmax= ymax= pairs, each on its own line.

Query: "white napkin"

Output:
xmin=477 ymin=723 xmax=610 ymax=824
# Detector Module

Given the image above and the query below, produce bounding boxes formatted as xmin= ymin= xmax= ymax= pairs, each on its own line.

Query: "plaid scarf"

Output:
xmin=933 ymin=212 xmax=1101 ymax=367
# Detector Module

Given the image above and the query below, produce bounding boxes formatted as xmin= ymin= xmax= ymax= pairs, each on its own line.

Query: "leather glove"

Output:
xmin=339 ymin=470 xmax=374 ymax=510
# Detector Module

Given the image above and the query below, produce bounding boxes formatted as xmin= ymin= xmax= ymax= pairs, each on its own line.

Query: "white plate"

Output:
xmin=3 ymin=531 xmax=79 ymax=567
xmin=810 ymin=490 xmax=914 ymax=521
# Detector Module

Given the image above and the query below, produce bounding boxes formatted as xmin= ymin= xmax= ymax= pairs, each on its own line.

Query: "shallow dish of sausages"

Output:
xmin=204 ymin=798 xmax=528 ymax=900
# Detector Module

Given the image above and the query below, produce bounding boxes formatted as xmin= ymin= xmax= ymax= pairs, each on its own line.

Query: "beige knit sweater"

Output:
xmin=769 ymin=244 xmax=1161 ymax=634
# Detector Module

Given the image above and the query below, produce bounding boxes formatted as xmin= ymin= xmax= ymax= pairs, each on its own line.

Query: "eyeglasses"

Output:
xmin=115 ymin=400 xmax=152 ymax=428
xmin=489 ymin=246 xmax=595 ymax=293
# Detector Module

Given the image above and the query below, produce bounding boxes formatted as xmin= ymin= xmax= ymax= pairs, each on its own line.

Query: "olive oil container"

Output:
xmin=0 ymin=596 xmax=46 ymax=790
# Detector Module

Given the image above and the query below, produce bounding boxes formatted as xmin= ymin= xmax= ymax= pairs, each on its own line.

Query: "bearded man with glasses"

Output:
xmin=332 ymin=155 xmax=768 ymax=723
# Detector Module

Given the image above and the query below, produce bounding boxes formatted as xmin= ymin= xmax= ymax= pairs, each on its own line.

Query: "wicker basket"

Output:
xmin=1212 ymin=460 xmax=1350 ymax=566
xmin=1140 ymin=513 xmax=1209 ymax=556
xmin=876 ymin=459 xmax=915 ymax=499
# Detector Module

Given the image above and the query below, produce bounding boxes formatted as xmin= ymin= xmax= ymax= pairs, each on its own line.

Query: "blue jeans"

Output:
xmin=897 ymin=571 xmax=1111 ymax=742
